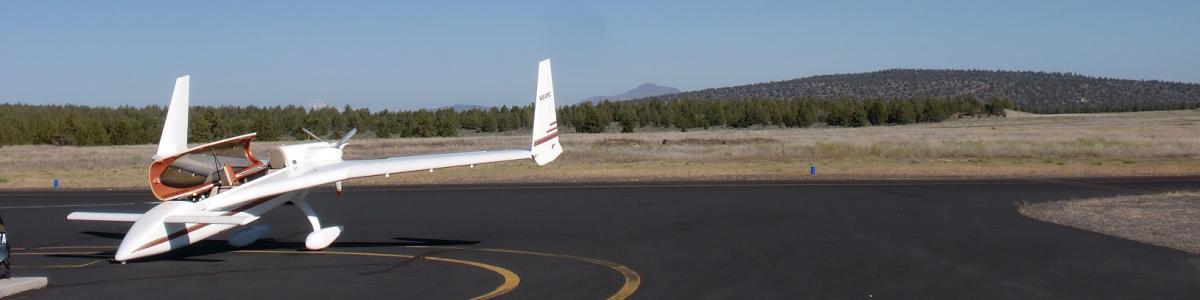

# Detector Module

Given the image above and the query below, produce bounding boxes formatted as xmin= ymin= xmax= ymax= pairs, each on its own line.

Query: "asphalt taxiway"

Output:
xmin=2 ymin=177 xmax=1199 ymax=299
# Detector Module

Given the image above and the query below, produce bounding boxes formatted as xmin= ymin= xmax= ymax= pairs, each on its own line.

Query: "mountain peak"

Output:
xmin=583 ymin=83 xmax=681 ymax=104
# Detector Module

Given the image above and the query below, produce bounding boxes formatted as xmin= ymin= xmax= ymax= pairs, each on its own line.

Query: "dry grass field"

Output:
xmin=1 ymin=109 xmax=1198 ymax=190
xmin=1019 ymin=191 xmax=1200 ymax=254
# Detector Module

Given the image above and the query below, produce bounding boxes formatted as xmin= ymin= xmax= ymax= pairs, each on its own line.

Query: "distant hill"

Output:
xmin=642 ymin=69 xmax=1200 ymax=113
xmin=582 ymin=83 xmax=680 ymax=104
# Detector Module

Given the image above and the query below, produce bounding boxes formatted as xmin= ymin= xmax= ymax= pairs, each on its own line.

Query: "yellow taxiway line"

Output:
xmin=6 ymin=256 xmax=103 ymax=269
xmin=234 ymin=249 xmax=520 ymax=300
xmin=413 ymin=246 xmax=642 ymax=300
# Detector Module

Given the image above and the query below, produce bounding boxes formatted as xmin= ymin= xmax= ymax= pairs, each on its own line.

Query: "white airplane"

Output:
xmin=67 ymin=60 xmax=563 ymax=262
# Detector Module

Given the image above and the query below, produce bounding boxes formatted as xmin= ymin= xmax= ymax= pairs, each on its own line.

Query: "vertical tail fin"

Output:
xmin=530 ymin=59 xmax=562 ymax=165
xmin=155 ymin=75 xmax=190 ymax=159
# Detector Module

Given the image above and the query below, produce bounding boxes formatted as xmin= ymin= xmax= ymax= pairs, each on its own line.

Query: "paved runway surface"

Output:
xmin=2 ymin=177 xmax=1199 ymax=299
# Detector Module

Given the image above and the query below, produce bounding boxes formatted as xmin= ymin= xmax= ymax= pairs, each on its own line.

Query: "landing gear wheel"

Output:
xmin=305 ymin=226 xmax=344 ymax=250
xmin=292 ymin=198 xmax=343 ymax=251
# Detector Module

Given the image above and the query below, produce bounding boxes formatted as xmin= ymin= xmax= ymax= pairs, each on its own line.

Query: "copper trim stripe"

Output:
xmin=134 ymin=223 xmax=207 ymax=252
xmin=533 ymin=131 xmax=559 ymax=146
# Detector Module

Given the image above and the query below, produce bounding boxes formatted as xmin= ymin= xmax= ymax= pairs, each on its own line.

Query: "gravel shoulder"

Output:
xmin=1019 ymin=191 xmax=1200 ymax=254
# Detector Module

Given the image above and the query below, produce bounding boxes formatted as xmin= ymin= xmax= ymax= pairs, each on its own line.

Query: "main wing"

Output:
xmin=67 ymin=212 xmax=256 ymax=225
xmin=201 ymin=150 xmax=536 ymax=210
xmin=341 ymin=150 xmax=532 ymax=178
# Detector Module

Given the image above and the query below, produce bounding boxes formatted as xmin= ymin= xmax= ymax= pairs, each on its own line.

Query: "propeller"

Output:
xmin=301 ymin=128 xmax=326 ymax=142
xmin=334 ymin=128 xmax=357 ymax=149
xmin=301 ymin=128 xmax=357 ymax=149
xmin=299 ymin=128 xmax=356 ymax=196
xmin=330 ymin=128 xmax=357 ymax=197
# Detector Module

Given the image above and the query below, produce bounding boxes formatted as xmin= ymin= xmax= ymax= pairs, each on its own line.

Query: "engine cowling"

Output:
xmin=267 ymin=142 xmax=342 ymax=169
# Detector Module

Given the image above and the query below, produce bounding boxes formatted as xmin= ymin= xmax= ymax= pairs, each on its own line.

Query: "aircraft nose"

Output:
xmin=114 ymin=245 xmax=135 ymax=262
xmin=114 ymin=235 xmax=148 ymax=262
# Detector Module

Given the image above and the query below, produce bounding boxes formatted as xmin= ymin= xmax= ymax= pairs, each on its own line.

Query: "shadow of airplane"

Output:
xmin=82 ymin=231 xmax=126 ymax=240
xmin=52 ymin=232 xmax=480 ymax=263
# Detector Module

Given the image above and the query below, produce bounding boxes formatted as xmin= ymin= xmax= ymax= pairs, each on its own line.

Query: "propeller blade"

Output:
xmin=334 ymin=128 xmax=357 ymax=148
xmin=301 ymin=128 xmax=326 ymax=142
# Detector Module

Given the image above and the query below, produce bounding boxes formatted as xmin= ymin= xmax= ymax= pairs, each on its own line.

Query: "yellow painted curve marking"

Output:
xmin=415 ymin=246 xmax=642 ymax=300
xmin=13 ymin=251 xmax=104 ymax=256
xmin=235 ymin=250 xmax=520 ymax=300
xmin=8 ymin=258 xmax=102 ymax=269
xmin=12 ymin=245 xmax=115 ymax=251
xmin=49 ymin=259 xmax=103 ymax=268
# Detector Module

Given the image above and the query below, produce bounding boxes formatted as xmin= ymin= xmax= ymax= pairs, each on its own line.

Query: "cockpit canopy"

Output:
xmin=148 ymin=133 xmax=266 ymax=201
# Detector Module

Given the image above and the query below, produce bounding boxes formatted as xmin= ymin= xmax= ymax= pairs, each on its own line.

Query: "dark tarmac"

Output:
xmin=2 ymin=177 xmax=1199 ymax=299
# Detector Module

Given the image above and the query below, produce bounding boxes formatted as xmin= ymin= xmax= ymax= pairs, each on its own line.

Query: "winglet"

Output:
xmin=530 ymin=59 xmax=562 ymax=165
xmin=155 ymin=75 xmax=190 ymax=159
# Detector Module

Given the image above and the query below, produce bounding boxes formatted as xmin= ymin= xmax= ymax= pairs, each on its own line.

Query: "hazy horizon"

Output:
xmin=3 ymin=1 xmax=1198 ymax=111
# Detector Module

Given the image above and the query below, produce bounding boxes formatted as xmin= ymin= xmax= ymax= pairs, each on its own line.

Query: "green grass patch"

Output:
xmin=1041 ymin=158 xmax=1066 ymax=165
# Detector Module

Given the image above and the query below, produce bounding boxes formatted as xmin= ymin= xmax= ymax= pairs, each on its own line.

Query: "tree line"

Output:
xmin=560 ymin=95 xmax=1011 ymax=133
xmin=0 ymin=96 xmax=1011 ymax=146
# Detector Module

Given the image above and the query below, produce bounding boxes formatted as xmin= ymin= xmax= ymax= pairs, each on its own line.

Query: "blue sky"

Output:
xmin=2 ymin=1 xmax=1197 ymax=110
